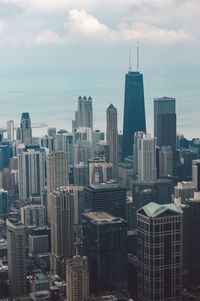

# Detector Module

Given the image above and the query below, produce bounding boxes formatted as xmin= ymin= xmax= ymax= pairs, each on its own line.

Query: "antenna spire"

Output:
xmin=129 ymin=49 xmax=132 ymax=71
xmin=137 ymin=42 xmax=139 ymax=71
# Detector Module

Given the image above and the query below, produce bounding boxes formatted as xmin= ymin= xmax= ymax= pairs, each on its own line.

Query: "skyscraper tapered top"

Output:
xmin=20 ymin=112 xmax=32 ymax=146
xmin=122 ymin=71 xmax=146 ymax=160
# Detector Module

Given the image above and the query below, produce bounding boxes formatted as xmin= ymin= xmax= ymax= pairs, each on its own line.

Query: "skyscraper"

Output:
xmin=154 ymin=97 xmax=176 ymax=137
xmin=192 ymin=159 xmax=200 ymax=191
xmin=76 ymin=96 xmax=93 ymax=130
xmin=133 ymin=131 xmax=145 ymax=176
xmin=82 ymin=212 xmax=127 ymax=295
xmin=137 ymin=134 xmax=157 ymax=182
xmin=157 ymin=112 xmax=176 ymax=157
xmin=7 ymin=218 xmax=27 ymax=297
xmin=18 ymin=145 xmax=45 ymax=201
xmin=66 ymin=255 xmax=89 ymax=301
xmin=84 ymin=181 xmax=127 ymax=220
xmin=7 ymin=120 xmax=14 ymax=141
xmin=88 ymin=159 xmax=113 ymax=185
xmin=21 ymin=204 xmax=46 ymax=227
xmin=20 ymin=112 xmax=32 ymax=146
xmin=46 ymin=151 xmax=69 ymax=222
xmin=137 ymin=202 xmax=183 ymax=301
xmin=122 ymin=70 xmax=146 ymax=160
xmin=50 ymin=188 xmax=74 ymax=277
xmin=106 ymin=104 xmax=118 ymax=177
xmin=0 ymin=189 xmax=8 ymax=219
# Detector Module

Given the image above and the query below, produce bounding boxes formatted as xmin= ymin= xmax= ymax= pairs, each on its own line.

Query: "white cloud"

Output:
xmin=62 ymin=10 xmax=189 ymax=44
xmin=35 ymin=30 xmax=63 ymax=44
xmin=0 ymin=21 xmax=5 ymax=32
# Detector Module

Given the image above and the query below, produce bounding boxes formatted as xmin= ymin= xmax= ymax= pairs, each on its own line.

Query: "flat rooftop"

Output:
xmin=83 ymin=212 xmax=124 ymax=224
xmin=89 ymin=180 xmax=126 ymax=190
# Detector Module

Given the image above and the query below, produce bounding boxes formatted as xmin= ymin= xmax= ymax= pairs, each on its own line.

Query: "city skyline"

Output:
xmin=0 ymin=1 xmax=199 ymax=139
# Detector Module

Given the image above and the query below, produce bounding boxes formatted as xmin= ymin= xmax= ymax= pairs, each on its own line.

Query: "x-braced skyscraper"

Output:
xmin=122 ymin=55 xmax=146 ymax=160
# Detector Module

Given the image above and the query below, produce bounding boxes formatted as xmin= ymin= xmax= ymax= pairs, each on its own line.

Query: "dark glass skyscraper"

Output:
xmin=122 ymin=71 xmax=146 ymax=160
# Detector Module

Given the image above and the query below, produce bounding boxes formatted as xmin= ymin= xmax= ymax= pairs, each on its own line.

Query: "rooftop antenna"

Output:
xmin=137 ymin=42 xmax=139 ymax=71
xmin=129 ymin=49 xmax=132 ymax=71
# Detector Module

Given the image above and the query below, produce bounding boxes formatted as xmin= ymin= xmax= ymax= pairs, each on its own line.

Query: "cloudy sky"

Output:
xmin=0 ymin=0 xmax=199 ymax=137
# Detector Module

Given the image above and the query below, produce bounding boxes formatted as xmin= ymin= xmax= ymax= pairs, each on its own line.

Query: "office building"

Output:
xmin=50 ymin=189 xmax=74 ymax=276
xmin=84 ymin=181 xmax=126 ymax=220
xmin=192 ymin=160 xmax=200 ymax=191
xmin=21 ymin=204 xmax=46 ymax=227
xmin=7 ymin=218 xmax=27 ymax=297
xmin=0 ymin=189 xmax=8 ymax=219
xmin=157 ymin=112 xmax=176 ymax=157
xmin=76 ymin=96 xmax=93 ymax=130
xmin=94 ymin=141 xmax=110 ymax=162
xmin=89 ymin=159 xmax=113 ymax=185
xmin=137 ymin=202 xmax=183 ymax=301
xmin=74 ymin=141 xmax=92 ymax=165
xmin=29 ymin=233 xmax=49 ymax=256
xmin=154 ymin=97 xmax=175 ymax=137
xmin=74 ymin=163 xmax=89 ymax=187
xmin=179 ymin=149 xmax=198 ymax=181
xmin=65 ymin=185 xmax=84 ymax=225
xmin=18 ymin=145 xmax=45 ymax=201
xmin=159 ymin=146 xmax=173 ymax=177
xmin=20 ymin=112 xmax=32 ymax=146
xmin=7 ymin=120 xmax=14 ymax=141
xmin=122 ymin=70 xmax=146 ymax=160
xmin=0 ymin=143 xmax=10 ymax=171
xmin=106 ymin=104 xmax=118 ymax=176
xmin=133 ymin=131 xmax=145 ymax=176
xmin=46 ymin=151 xmax=69 ymax=222
xmin=82 ymin=212 xmax=127 ymax=295
xmin=66 ymin=255 xmax=89 ymax=301
xmin=173 ymin=181 xmax=196 ymax=205
xmin=92 ymin=130 xmax=104 ymax=150
xmin=138 ymin=134 xmax=157 ymax=182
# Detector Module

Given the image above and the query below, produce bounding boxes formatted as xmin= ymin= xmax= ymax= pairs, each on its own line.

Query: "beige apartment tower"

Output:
xmin=66 ymin=255 xmax=89 ymax=301
xmin=7 ymin=218 xmax=27 ymax=298
xmin=46 ymin=151 xmax=69 ymax=222
xmin=106 ymin=104 xmax=118 ymax=177
xmin=50 ymin=188 xmax=74 ymax=275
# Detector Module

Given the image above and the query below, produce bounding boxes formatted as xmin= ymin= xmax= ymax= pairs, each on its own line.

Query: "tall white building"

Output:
xmin=159 ymin=145 xmax=173 ymax=177
xmin=7 ymin=120 xmax=14 ymax=141
xmin=21 ymin=204 xmax=46 ymax=227
xmin=18 ymin=146 xmax=45 ymax=201
xmin=138 ymin=134 xmax=157 ymax=182
xmin=46 ymin=151 xmax=69 ymax=222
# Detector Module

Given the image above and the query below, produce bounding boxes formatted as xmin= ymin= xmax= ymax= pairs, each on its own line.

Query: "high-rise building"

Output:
xmin=48 ymin=127 xmax=56 ymax=137
xmin=46 ymin=151 xmax=69 ymax=222
xmin=74 ymin=162 xmax=89 ymax=187
xmin=88 ymin=159 xmax=113 ymax=185
xmin=84 ymin=181 xmax=126 ymax=220
xmin=192 ymin=159 xmax=200 ymax=191
xmin=0 ymin=189 xmax=8 ymax=219
xmin=159 ymin=146 xmax=173 ymax=178
xmin=133 ymin=131 xmax=145 ymax=176
xmin=0 ymin=143 xmax=10 ymax=171
xmin=64 ymin=185 xmax=84 ymax=225
xmin=173 ymin=181 xmax=195 ymax=205
xmin=157 ymin=112 xmax=176 ymax=157
xmin=154 ymin=97 xmax=176 ymax=137
xmin=66 ymin=255 xmax=89 ymax=301
xmin=20 ymin=112 xmax=32 ymax=146
xmin=50 ymin=188 xmax=74 ymax=276
xmin=76 ymin=96 xmax=93 ymax=130
xmin=7 ymin=120 xmax=14 ymax=141
xmin=18 ymin=145 xmax=45 ymax=201
xmin=138 ymin=134 xmax=157 ymax=182
xmin=7 ymin=218 xmax=27 ymax=297
xmin=106 ymin=104 xmax=118 ymax=176
xmin=21 ymin=204 xmax=46 ymax=227
xmin=82 ymin=212 xmax=127 ymax=295
xmin=74 ymin=141 xmax=92 ymax=165
xmin=179 ymin=149 xmax=198 ymax=181
xmin=122 ymin=70 xmax=146 ymax=160
xmin=137 ymin=202 xmax=183 ymax=301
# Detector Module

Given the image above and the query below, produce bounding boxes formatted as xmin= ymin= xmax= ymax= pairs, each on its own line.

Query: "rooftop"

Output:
xmin=83 ymin=211 xmax=124 ymax=224
xmin=140 ymin=202 xmax=182 ymax=217
xmin=89 ymin=180 xmax=125 ymax=190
